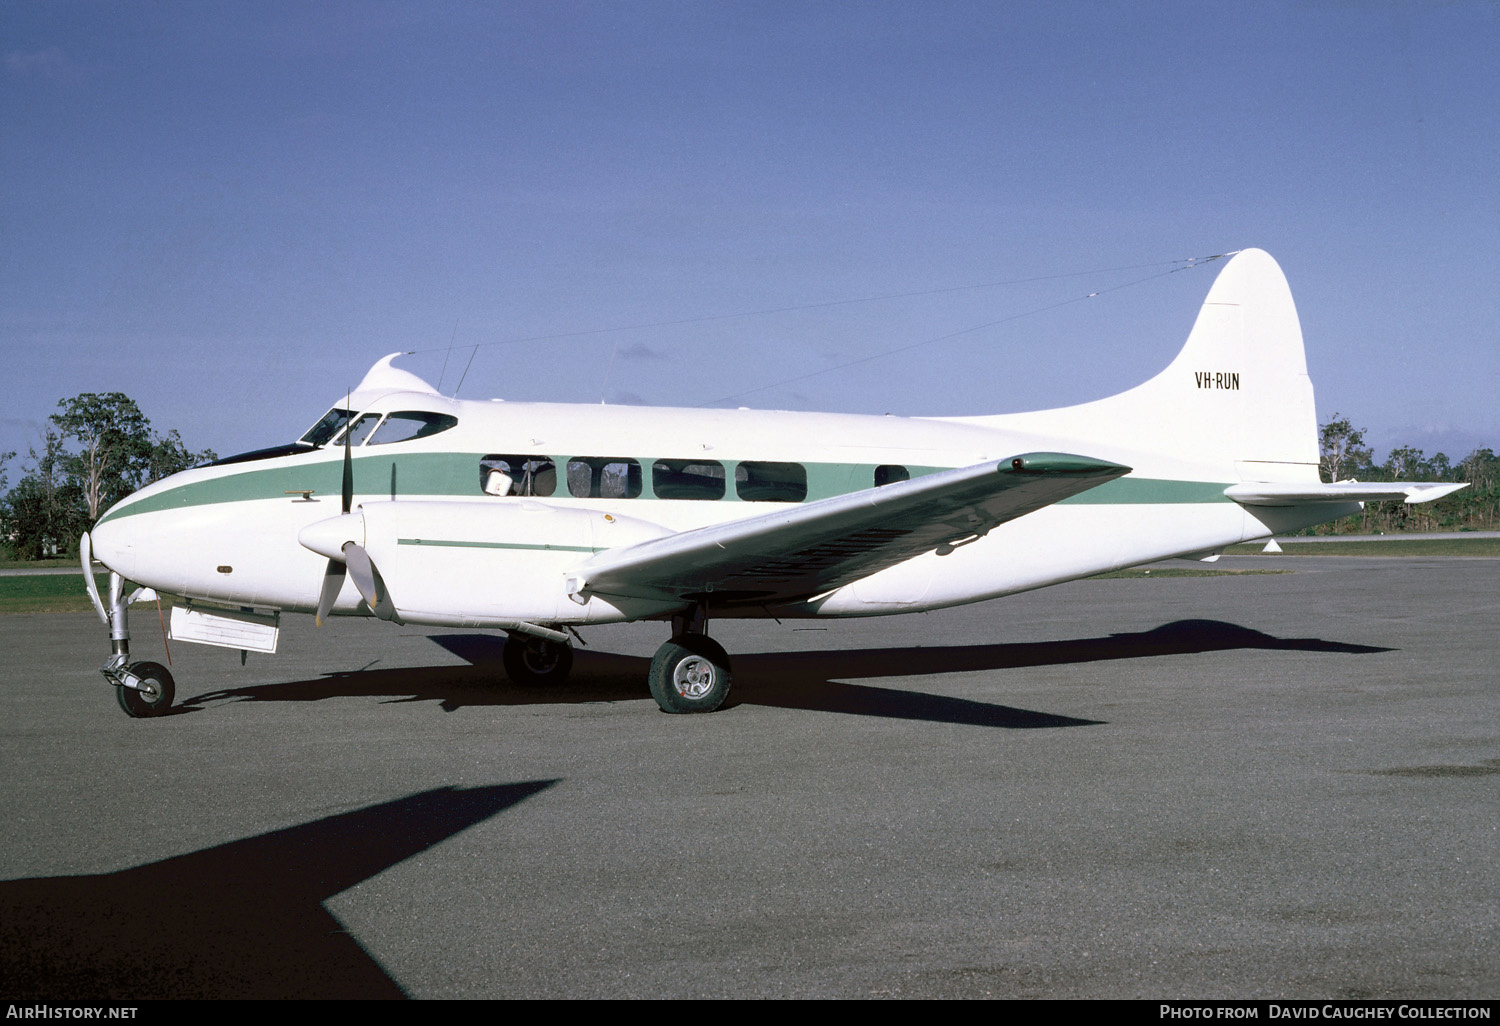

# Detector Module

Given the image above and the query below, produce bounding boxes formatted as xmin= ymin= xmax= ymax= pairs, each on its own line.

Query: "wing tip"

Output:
xmin=1004 ymin=452 xmax=1133 ymax=478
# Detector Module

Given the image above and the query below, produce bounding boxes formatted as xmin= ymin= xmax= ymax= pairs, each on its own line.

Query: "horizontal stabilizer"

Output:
xmin=1225 ymin=481 xmax=1468 ymax=506
xmin=568 ymin=452 xmax=1129 ymax=608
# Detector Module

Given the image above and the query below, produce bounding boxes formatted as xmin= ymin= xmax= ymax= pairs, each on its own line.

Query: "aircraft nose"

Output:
xmin=88 ymin=517 xmax=136 ymax=578
xmin=298 ymin=512 xmax=365 ymax=562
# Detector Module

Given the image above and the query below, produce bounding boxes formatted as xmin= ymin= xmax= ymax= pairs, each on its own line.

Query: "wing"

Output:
xmin=566 ymin=452 xmax=1130 ymax=608
xmin=1225 ymin=481 xmax=1468 ymax=505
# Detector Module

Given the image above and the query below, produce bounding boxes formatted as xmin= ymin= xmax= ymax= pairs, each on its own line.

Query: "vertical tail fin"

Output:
xmin=970 ymin=249 xmax=1320 ymax=483
xmin=1143 ymin=248 xmax=1318 ymax=480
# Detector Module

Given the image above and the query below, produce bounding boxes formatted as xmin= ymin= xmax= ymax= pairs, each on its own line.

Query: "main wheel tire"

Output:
xmin=502 ymin=635 xmax=574 ymax=686
xmin=648 ymin=634 xmax=732 ymax=713
xmin=116 ymin=661 xmax=175 ymax=718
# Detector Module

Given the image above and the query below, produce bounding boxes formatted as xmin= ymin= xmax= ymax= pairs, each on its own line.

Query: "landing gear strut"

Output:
xmin=649 ymin=607 xmax=732 ymax=713
xmin=94 ymin=568 xmax=176 ymax=718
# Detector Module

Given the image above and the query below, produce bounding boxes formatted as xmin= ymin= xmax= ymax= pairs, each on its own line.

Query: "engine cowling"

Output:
xmin=351 ymin=500 xmax=677 ymax=625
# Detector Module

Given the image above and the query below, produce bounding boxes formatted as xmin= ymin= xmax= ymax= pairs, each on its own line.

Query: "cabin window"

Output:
xmin=367 ymin=411 xmax=458 ymax=445
xmin=300 ymin=408 xmax=354 ymax=448
xmin=735 ymin=461 xmax=807 ymax=502
xmin=875 ymin=465 xmax=909 ymax=486
xmin=337 ymin=413 xmax=382 ymax=446
xmin=652 ymin=459 xmax=726 ymax=500
xmin=480 ymin=455 xmax=557 ymax=496
xmin=567 ymin=457 xmax=643 ymax=499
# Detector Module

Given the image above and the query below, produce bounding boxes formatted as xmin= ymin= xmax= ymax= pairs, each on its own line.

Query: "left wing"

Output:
xmin=566 ymin=452 xmax=1130 ymax=608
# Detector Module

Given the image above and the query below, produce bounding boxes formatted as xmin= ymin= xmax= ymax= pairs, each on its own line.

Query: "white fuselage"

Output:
xmin=87 ymin=391 xmax=1318 ymax=629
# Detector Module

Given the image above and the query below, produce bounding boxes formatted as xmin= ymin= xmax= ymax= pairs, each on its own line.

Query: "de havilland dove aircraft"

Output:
xmin=81 ymin=249 xmax=1464 ymax=717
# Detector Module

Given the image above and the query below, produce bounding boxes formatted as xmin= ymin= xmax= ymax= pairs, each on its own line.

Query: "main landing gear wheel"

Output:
xmin=115 ymin=661 xmax=176 ymax=718
xmin=649 ymin=634 xmax=732 ymax=714
xmin=502 ymin=635 xmax=574 ymax=687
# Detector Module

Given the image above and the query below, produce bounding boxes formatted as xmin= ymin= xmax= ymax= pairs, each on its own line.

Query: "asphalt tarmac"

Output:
xmin=1 ymin=555 xmax=1495 ymax=1000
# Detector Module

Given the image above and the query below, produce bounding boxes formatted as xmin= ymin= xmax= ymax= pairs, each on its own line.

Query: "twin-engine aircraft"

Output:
xmin=83 ymin=249 xmax=1464 ymax=717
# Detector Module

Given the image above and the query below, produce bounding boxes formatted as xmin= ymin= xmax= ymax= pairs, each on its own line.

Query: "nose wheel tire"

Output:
xmin=502 ymin=635 xmax=575 ymax=687
xmin=115 ymin=661 xmax=176 ymax=718
xmin=649 ymin=634 xmax=732 ymax=713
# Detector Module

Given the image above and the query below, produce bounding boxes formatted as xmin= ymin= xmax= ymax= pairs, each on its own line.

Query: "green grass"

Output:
xmin=1227 ymin=538 xmax=1500 ymax=557
xmin=0 ymin=556 xmax=79 ymax=571
xmin=0 ymin=573 xmax=110 ymax=614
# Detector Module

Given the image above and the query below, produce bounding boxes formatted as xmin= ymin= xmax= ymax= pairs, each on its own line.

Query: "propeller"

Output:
xmin=313 ymin=415 xmax=355 ymax=625
xmin=309 ymin=406 xmax=398 ymax=624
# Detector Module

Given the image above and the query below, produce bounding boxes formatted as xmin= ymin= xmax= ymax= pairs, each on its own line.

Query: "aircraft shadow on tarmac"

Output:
xmin=0 ymin=782 xmax=554 ymax=1000
xmin=181 ymin=619 xmax=1391 ymax=729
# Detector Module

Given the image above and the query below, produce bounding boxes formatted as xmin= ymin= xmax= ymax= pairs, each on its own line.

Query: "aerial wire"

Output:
xmin=408 ymin=249 xmax=1234 ymax=404
xmin=436 ymin=317 xmax=459 ymax=393
xmin=453 ymin=345 xmax=478 ymax=398
xmin=701 ymin=251 xmax=1238 ymax=407
xmin=601 ymin=342 xmax=618 ymax=404
xmin=404 ymin=254 xmax=1229 ymax=358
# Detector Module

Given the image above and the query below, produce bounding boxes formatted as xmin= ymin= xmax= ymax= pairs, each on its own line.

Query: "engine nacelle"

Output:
xmin=355 ymin=500 xmax=676 ymax=625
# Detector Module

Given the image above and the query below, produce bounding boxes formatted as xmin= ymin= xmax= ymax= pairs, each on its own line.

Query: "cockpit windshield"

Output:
xmin=210 ymin=404 xmax=458 ymax=468
xmin=300 ymin=408 xmax=354 ymax=448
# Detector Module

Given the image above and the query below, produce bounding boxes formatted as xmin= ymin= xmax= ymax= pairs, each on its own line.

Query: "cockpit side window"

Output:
xmin=300 ymin=408 xmax=353 ymax=448
xmin=337 ymin=413 xmax=382 ymax=446
xmin=368 ymin=411 xmax=459 ymax=445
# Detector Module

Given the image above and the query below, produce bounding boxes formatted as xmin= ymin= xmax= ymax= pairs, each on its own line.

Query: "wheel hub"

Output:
xmin=673 ymin=656 xmax=717 ymax=700
xmin=522 ymin=644 xmax=560 ymax=674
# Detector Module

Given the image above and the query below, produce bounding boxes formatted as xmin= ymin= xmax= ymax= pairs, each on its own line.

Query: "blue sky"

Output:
xmin=3 ymin=1 xmax=1497 ymax=468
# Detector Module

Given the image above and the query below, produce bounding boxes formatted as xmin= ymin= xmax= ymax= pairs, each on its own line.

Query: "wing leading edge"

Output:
xmin=565 ymin=452 xmax=1131 ymax=609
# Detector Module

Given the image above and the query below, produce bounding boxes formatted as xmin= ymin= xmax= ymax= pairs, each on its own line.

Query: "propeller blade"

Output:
xmin=342 ymin=541 xmax=380 ymax=609
xmin=342 ymin=417 xmax=354 ymax=514
xmin=315 ymin=558 xmax=346 ymax=627
xmin=342 ymin=541 xmax=400 ymax=622
xmin=80 ymin=532 xmax=109 ymax=626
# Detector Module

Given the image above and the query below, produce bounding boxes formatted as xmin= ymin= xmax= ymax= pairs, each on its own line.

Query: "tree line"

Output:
xmin=1316 ymin=415 xmax=1498 ymax=534
xmin=2 ymin=395 xmax=1495 ymax=560
xmin=0 ymin=393 xmax=216 ymax=560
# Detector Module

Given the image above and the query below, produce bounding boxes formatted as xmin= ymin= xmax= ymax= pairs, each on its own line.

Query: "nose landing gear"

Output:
xmin=88 ymin=554 xmax=176 ymax=718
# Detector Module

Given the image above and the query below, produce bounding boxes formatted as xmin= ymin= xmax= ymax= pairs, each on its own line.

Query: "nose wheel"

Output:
xmin=649 ymin=633 xmax=732 ymax=713
xmin=114 ymin=661 xmax=176 ymax=718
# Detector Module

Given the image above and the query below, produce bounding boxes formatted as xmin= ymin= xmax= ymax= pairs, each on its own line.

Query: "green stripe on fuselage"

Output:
xmin=1056 ymin=477 xmax=1233 ymax=504
xmin=397 ymin=538 xmax=598 ymax=553
xmin=95 ymin=449 xmax=1234 ymax=523
xmin=95 ymin=451 xmax=482 ymax=524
